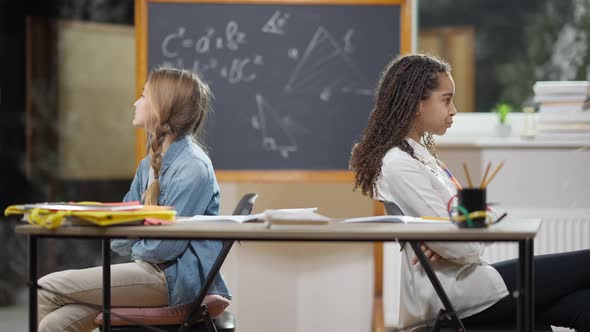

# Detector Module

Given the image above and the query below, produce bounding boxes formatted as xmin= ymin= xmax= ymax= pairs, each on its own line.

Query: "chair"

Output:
xmin=96 ymin=193 xmax=259 ymax=332
xmin=383 ymin=201 xmax=552 ymax=332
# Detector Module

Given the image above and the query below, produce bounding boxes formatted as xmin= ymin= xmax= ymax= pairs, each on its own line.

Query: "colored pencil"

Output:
xmin=482 ymin=161 xmax=505 ymax=188
xmin=480 ymin=161 xmax=492 ymax=188
xmin=462 ymin=163 xmax=473 ymax=188
xmin=440 ymin=163 xmax=462 ymax=190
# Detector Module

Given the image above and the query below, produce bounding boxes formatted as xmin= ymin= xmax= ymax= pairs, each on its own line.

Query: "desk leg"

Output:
xmin=29 ymin=236 xmax=37 ymax=332
xmin=518 ymin=240 xmax=534 ymax=332
xmin=103 ymin=239 xmax=111 ymax=332
xmin=518 ymin=240 xmax=524 ymax=331
xmin=527 ymin=239 xmax=534 ymax=331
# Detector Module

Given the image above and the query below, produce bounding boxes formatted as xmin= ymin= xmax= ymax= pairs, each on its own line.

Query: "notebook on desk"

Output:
xmin=176 ymin=208 xmax=331 ymax=225
xmin=4 ymin=201 xmax=176 ymax=229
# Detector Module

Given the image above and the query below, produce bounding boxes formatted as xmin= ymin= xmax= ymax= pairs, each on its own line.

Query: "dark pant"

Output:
xmin=461 ymin=249 xmax=590 ymax=331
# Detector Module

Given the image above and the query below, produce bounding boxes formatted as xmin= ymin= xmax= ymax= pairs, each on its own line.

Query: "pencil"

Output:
xmin=480 ymin=161 xmax=492 ymax=188
xmin=482 ymin=161 xmax=505 ymax=188
xmin=421 ymin=216 xmax=451 ymax=221
xmin=493 ymin=212 xmax=508 ymax=224
xmin=438 ymin=160 xmax=462 ymax=190
xmin=442 ymin=167 xmax=462 ymax=190
xmin=462 ymin=163 xmax=473 ymax=188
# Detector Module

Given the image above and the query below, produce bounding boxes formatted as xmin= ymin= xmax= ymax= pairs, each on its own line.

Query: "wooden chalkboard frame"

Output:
xmin=135 ymin=0 xmax=413 ymax=182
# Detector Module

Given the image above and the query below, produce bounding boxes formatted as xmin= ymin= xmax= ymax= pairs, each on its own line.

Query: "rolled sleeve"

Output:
xmin=130 ymin=240 xmax=190 ymax=263
xmin=425 ymin=242 xmax=486 ymax=265
xmin=111 ymin=239 xmax=138 ymax=257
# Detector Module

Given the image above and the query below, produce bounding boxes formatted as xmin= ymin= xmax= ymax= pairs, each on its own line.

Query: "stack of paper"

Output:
xmin=533 ymin=81 xmax=590 ymax=139
xmin=264 ymin=208 xmax=331 ymax=225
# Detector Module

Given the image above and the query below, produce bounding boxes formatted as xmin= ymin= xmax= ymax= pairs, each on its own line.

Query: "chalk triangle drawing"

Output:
xmin=251 ymin=94 xmax=297 ymax=159
xmin=284 ymin=26 xmax=370 ymax=100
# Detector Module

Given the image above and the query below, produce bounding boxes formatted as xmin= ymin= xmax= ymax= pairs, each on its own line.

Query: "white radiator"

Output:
xmin=482 ymin=208 xmax=590 ymax=263
xmin=384 ymin=208 xmax=590 ymax=328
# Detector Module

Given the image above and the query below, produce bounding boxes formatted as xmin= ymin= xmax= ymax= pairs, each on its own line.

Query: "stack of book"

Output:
xmin=4 ymin=201 xmax=176 ymax=228
xmin=533 ymin=81 xmax=590 ymax=139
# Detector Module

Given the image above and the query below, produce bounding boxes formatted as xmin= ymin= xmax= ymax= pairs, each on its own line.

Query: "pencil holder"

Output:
xmin=456 ymin=188 xmax=487 ymax=228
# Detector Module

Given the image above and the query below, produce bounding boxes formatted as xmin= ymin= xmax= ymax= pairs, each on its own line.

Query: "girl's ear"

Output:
xmin=416 ymin=101 xmax=424 ymax=117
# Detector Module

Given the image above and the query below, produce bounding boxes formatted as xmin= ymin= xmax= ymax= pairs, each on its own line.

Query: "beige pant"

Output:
xmin=38 ymin=261 xmax=168 ymax=332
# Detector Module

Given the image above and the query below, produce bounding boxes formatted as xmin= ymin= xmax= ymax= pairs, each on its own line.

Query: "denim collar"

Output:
xmin=159 ymin=135 xmax=191 ymax=176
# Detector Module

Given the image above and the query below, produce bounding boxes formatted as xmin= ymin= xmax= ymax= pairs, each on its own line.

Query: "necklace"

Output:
xmin=412 ymin=154 xmax=462 ymax=190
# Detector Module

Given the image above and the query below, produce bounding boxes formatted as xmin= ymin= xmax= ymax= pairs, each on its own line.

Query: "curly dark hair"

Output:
xmin=349 ymin=54 xmax=450 ymax=197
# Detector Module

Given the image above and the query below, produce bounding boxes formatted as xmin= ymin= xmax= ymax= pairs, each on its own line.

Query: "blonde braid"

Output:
xmin=143 ymin=123 xmax=171 ymax=205
xmin=141 ymin=67 xmax=212 ymax=205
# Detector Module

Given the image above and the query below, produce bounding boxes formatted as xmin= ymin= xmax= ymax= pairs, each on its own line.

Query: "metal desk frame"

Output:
xmin=17 ymin=220 xmax=539 ymax=332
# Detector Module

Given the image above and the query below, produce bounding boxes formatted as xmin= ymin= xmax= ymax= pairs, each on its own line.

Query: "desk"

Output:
xmin=16 ymin=219 xmax=541 ymax=332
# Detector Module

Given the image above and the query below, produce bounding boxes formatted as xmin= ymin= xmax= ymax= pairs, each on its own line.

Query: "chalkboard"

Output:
xmin=138 ymin=0 xmax=411 ymax=179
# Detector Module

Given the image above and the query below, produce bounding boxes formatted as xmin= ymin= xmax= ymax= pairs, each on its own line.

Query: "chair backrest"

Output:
xmin=232 ymin=193 xmax=258 ymax=216
xmin=384 ymin=200 xmax=407 ymax=251
xmin=383 ymin=201 xmax=404 ymax=216
xmin=184 ymin=193 xmax=258 ymax=326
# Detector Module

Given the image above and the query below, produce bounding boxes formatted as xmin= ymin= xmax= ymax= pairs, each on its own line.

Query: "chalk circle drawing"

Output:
xmin=284 ymin=26 xmax=372 ymax=101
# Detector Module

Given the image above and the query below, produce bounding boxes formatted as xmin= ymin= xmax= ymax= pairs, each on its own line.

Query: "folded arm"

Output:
xmin=390 ymin=165 xmax=485 ymax=265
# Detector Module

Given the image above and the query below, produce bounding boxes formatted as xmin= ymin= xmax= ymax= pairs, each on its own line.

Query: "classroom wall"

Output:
xmin=219 ymin=183 xmax=376 ymax=332
xmin=56 ymin=20 xmax=135 ymax=179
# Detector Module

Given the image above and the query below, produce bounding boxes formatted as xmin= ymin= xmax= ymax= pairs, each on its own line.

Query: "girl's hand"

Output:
xmin=412 ymin=243 xmax=444 ymax=265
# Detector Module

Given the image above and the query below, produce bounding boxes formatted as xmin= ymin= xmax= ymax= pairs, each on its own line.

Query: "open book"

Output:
xmin=175 ymin=214 xmax=260 ymax=223
xmin=176 ymin=208 xmax=331 ymax=225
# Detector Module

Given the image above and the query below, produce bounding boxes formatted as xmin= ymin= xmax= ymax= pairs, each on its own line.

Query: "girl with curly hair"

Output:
xmin=350 ymin=54 xmax=589 ymax=330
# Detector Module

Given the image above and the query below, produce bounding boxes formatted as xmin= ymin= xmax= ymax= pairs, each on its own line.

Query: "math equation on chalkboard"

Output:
xmin=147 ymin=2 xmax=401 ymax=169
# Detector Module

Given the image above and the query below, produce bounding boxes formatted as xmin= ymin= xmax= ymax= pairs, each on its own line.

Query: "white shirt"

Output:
xmin=374 ymin=138 xmax=508 ymax=328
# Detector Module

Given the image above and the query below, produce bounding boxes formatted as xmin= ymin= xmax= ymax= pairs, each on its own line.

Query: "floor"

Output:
xmin=0 ymin=289 xmax=27 ymax=332
xmin=0 ymin=288 xmax=576 ymax=332
xmin=0 ymin=288 xmax=100 ymax=332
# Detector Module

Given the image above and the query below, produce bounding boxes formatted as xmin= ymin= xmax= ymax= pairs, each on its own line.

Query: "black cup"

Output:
xmin=457 ymin=188 xmax=487 ymax=228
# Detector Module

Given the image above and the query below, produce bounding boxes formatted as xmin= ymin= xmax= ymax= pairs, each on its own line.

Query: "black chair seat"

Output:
xmin=212 ymin=311 xmax=235 ymax=332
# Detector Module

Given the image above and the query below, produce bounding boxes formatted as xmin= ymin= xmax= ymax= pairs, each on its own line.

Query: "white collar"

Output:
xmin=405 ymin=137 xmax=436 ymax=165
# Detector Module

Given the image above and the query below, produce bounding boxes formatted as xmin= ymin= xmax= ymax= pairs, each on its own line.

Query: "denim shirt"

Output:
xmin=111 ymin=135 xmax=230 ymax=305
